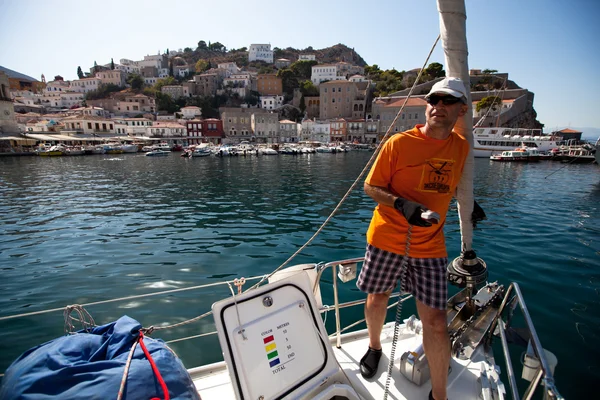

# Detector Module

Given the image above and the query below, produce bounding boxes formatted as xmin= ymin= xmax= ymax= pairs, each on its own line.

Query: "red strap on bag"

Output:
xmin=139 ymin=331 xmax=170 ymax=400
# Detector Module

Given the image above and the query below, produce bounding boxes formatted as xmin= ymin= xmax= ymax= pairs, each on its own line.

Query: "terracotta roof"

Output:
xmin=382 ymin=98 xmax=428 ymax=107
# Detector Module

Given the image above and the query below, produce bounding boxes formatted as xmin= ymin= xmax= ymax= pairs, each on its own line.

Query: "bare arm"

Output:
xmin=364 ymin=182 xmax=398 ymax=207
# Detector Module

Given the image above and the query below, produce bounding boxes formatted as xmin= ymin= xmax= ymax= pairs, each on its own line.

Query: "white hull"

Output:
xmin=191 ymin=320 xmax=498 ymax=400
xmin=473 ymin=127 xmax=559 ymax=158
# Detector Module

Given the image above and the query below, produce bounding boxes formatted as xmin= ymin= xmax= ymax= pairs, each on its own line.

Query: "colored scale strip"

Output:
xmin=263 ymin=335 xmax=280 ymax=368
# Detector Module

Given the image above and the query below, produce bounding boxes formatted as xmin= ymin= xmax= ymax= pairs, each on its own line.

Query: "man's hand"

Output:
xmin=394 ymin=197 xmax=433 ymax=227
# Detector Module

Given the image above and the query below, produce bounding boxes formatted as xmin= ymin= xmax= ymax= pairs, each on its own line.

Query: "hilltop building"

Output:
xmin=248 ymin=44 xmax=273 ymax=64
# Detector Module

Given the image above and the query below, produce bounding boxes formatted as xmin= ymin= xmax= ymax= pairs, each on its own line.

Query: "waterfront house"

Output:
xmin=371 ymin=97 xmax=427 ymax=139
xmin=251 ymin=111 xmax=279 ymax=144
xmin=301 ymin=118 xmax=329 ymax=143
xmin=113 ymin=117 xmax=153 ymax=136
xmin=278 ymin=119 xmax=300 ymax=143
xmin=220 ymin=107 xmax=253 ymax=144
xmin=330 ymin=118 xmax=347 ymax=143
xmin=201 ymin=118 xmax=224 ymax=145
xmin=147 ymin=122 xmax=186 ymax=139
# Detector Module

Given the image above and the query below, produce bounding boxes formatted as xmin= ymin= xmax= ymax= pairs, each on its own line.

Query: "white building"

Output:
xmin=217 ymin=62 xmax=241 ymax=76
xmin=349 ymin=74 xmax=367 ymax=82
xmin=278 ymin=119 xmax=300 ymax=143
xmin=69 ymin=77 xmax=101 ymax=93
xmin=138 ymin=54 xmax=168 ymax=70
xmin=260 ymin=95 xmax=284 ymax=110
xmin=180 ymin=106 xmax=202 ymax=119
xmin=158 ymin=68 xmax=169 ymax=78
xmin=299 ymin=54 xmax=316 ymax=61
xmin=311 ymin=65 xmax=344 ymax=85
xmin=144 ymin=77 xmax=159 ymax=86
xmin=147 ymin=122 xmax=186 ymax=138
xmin=61 ymin=115 xmax=116 ymax=135
xmin=113 ymin=117 xmax=153 ymax=136
xmin=175 ymin=65 xmax=191 ymax=78
xmin=301 ymin=119 xmax=331 ymax=143
xmin=248 ymin=44 xmax=273 ymax=64
xmin=69 ymin=106 xmax=108 ymax=117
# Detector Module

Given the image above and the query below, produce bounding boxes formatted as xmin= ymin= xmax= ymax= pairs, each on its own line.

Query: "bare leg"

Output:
xmin=416 ymin=299 xmax=449 ymax=400
xmin=365 ymin=292 xmax=391 ymax=349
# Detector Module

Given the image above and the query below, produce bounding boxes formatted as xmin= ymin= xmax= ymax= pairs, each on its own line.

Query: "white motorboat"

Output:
xmin=490 ymin=148 xmax=538 ymax=162
xmin=473 ymin=127 xmax=559 ymax=158
xmin=258 ymin=146 xmax=278 ymax=155
xmin=145 ymin=149 xmax=170 ymax=157
xmin=64 ymin=146 xmax=86 ymax=156
xmin=121 ymin=144 xmax=139 ymax=153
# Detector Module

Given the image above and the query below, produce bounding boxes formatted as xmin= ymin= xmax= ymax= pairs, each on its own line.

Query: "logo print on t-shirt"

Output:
xmin=420 ymin=159 xmax=454 ymax=193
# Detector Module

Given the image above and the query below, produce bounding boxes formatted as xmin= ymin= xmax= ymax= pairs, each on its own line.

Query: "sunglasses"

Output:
xmin=426 ymin=95 xmax=463 ymax=106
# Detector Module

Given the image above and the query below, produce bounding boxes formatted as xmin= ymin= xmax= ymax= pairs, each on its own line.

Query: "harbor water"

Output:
xmin=0 ymin=152 xmax=598 ymax=398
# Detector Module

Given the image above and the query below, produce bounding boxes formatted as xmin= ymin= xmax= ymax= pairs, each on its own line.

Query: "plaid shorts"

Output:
xmin=356 ymin=244 xmax=448 ymax=310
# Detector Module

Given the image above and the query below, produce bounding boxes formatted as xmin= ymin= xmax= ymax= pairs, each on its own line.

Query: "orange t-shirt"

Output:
xmin=365 ymin=125 xmax=469 ymax=258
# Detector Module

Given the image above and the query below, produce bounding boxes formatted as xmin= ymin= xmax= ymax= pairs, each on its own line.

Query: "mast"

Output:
xmin=437 ymin=0 xmax=474 ymax=251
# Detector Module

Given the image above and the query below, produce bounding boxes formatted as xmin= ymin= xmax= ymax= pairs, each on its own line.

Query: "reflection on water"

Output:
xmin=0 ymin=154 xmax=598 ymax=398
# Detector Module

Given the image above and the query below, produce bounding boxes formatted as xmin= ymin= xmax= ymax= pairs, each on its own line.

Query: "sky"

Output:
xmin=1 ymin=0 xmax=599 ymax=137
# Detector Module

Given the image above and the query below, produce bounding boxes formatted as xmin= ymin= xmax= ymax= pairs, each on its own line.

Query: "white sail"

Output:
xmin=437 ymin=0 xmax=474 ymax=251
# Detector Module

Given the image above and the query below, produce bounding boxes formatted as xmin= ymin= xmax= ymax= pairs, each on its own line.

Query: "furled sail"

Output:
xmin=437 ymin=0 xmax=474 ymax=251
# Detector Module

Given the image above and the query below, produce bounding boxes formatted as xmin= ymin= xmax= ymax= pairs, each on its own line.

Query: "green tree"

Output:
xmin=482 ymin=69 xmax=498 ymax=75
xmin=424 ymin=62 xmax=445 ymax=79
xmin=84 ymin=83 xmax=122 ymax=100
xmin=127 ymin=73 xmax=144 ymax=90
xmin=77 ymin=66 xmax=84 ymax=79
xmin=153 ymin=76 xmax=177 ymax=92
xmin=166 ymin=48 xmax=169 ymax=55
xmin=197 ymin=40 xmax=207 ymax=50
xmin=476 ymin=96 xmax=502 ymax=113
xmin=299 ymin=80 xmax=319 ymax=97
xmin=169 ymin=61 xmax=174 ymax=77
xmin=299 ymin=95 xmax=306 ymax=114
xmin=209 ymin=41 xmax=225 ymax=52
xmin=276 ymin=68 xmax=298 ymax=96
xmin=184 ymin=47 xmax=192 ymax=53
xmin=195 ymin=59 xmax=209 ymax=73
xmin=290 ymin=60 xmax=318 ymax=80
xmin=110 ymin=58 xmax=115 ymax=70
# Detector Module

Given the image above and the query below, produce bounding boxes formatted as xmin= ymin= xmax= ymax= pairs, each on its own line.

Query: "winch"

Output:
xmin=447 ymin=249 xmax=488 ymax=303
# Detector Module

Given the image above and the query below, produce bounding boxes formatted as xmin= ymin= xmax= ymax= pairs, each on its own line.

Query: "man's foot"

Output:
xmin=428 ymin=389 xmax=447 ymax=400
xmin=359 ymin=347 xmax=382 ymax=379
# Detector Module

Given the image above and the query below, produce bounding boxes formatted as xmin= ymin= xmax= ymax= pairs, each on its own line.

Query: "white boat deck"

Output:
xmin=190 ymin=320 xmax=494 ymax=400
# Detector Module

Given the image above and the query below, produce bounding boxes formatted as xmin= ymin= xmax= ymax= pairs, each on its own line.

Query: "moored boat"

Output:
xmin=145 ymin=149 xmax=170 ymax=156
xmin=490 ymin=148 xmax=537 ymax=162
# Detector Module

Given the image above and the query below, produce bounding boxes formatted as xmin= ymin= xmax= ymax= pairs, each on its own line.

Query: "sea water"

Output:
xmin=0 ymin=152 xmax=598 ymax=398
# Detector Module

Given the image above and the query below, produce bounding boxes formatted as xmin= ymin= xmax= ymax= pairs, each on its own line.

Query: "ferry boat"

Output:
xmin=473 ymin=127 xmax=559 ymax=158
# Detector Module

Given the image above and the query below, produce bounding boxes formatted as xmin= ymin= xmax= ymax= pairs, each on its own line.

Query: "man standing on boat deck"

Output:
xmin=357 ymin=77 xmax=470 ymax=400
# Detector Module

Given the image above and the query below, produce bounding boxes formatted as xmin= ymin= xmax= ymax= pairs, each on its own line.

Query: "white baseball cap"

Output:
xmin=426 ymin=77 xmax=468 ymax=102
